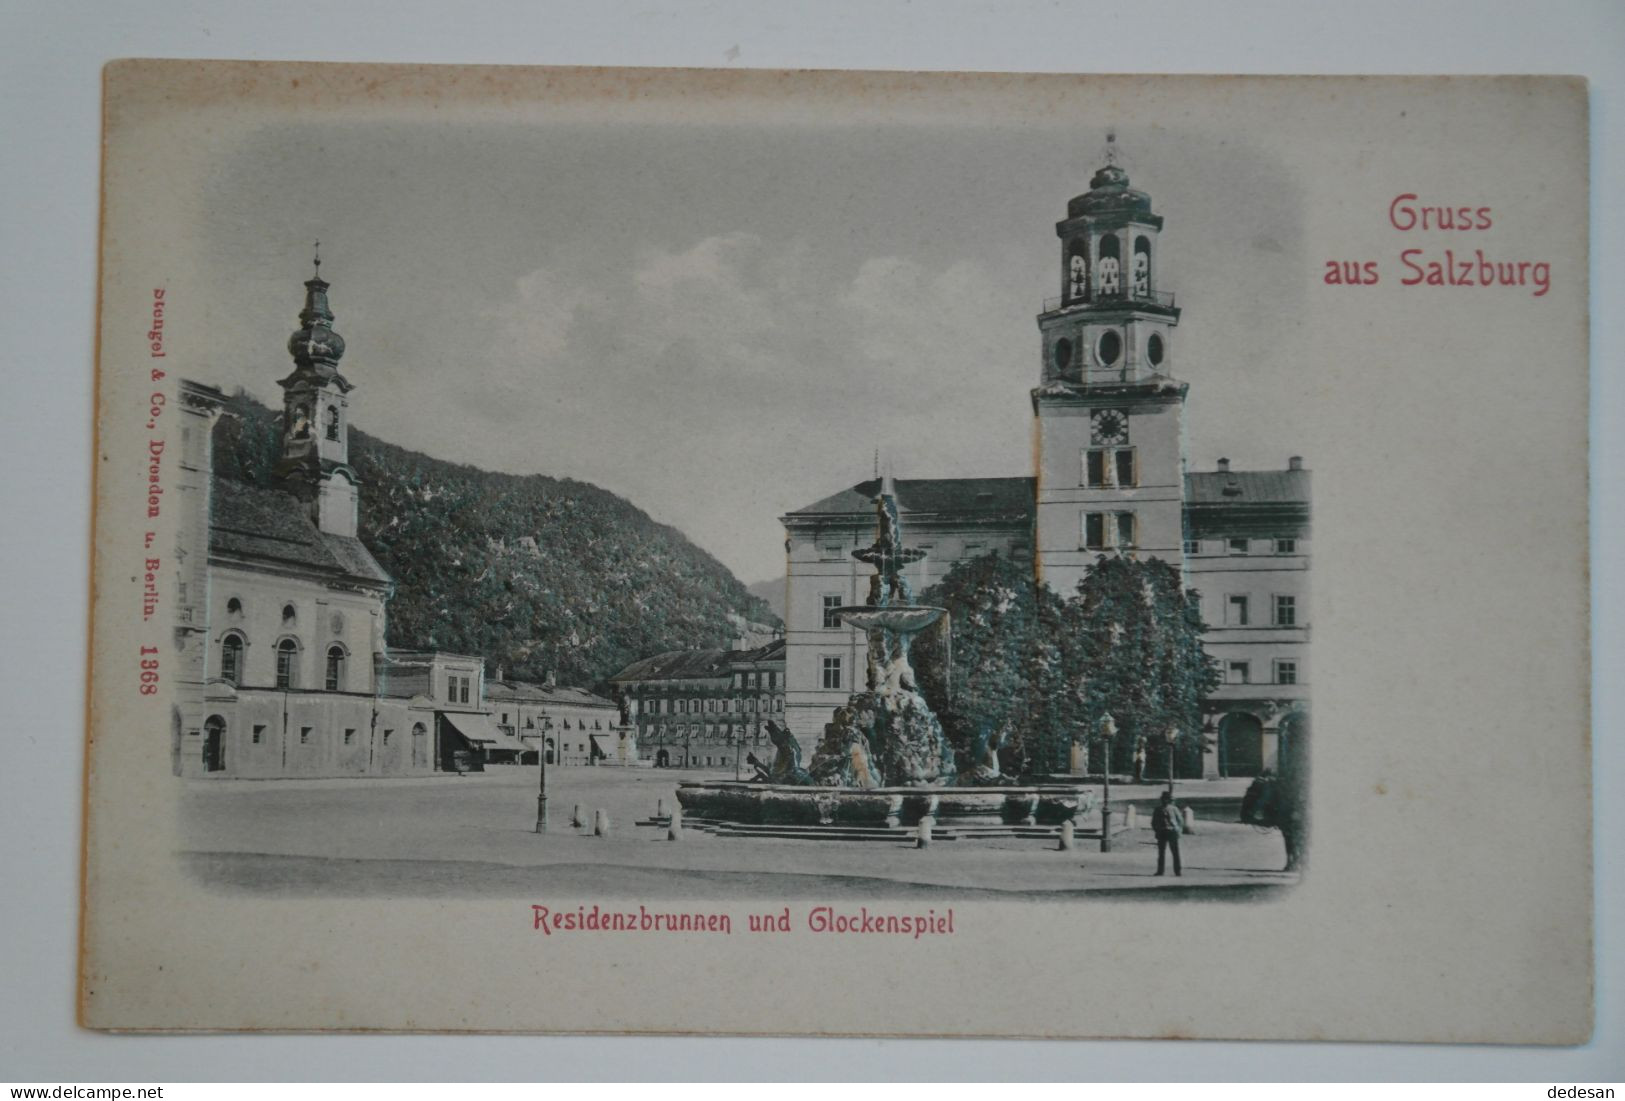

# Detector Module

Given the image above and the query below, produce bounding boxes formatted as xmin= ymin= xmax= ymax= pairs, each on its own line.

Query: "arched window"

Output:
xmin=276 ymin=639 xmax=299 ymax=689
xmin=325 ymin=645 xmax=346 ymax=692
xmin=225 ymin=597 xmax=244 ymax=619
xmin=1068 ymin=239 xmax=1089 ymax=301
xmin=220 ymin=634 xmax=244 ymax=686
xmin=282 ymin=603 xmax=297 ymax=625
xmin=325 ymin=406 xmax=341 ymax=441
xmin=1097 ymin=235 xmax=1121 ymax=297
xmin=203 ymin=714 xmax=227 ymax=773
xmin=1133 ymin=235 xmax=1152 ymax=297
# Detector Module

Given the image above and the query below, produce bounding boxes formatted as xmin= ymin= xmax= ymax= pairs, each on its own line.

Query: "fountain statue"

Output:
xmin=807 ymin=474 xmax=956 ymax=787
xmin=672 ymin=474 xmax=1095 ymax=833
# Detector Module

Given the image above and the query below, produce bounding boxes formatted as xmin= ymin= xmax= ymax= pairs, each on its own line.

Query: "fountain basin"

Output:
xmin=836 ymin=605 xmax=945 ymax=634
xmin=676 ymin=781 xmax=1097 ymax=829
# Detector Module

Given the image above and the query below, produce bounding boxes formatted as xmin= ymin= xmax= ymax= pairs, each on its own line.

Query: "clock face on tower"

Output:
xmin=1090 ymin=409 xmax=1129 ymax=445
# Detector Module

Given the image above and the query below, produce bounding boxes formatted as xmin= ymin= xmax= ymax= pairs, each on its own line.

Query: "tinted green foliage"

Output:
xmin=1066 ymin=554 xmax=1219 ymax=776
xmin=211 ymin=389 xmax=777 ymax=689
xmin=914 ymin=553 xmax=1071 ymax=777
xmin=914 ymin=552 xmax=1217 ymax=778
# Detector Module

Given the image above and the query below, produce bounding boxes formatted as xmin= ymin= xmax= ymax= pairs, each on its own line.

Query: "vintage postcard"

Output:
xmin=82 ymin=62 xmax=1591 ymax=1041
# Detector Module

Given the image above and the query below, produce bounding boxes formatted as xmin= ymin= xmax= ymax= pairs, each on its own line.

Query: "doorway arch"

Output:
xmin=1218 ymin=712 xmax=1265 ymax=777
xmin=203 ymin=714 xmax=227 ymax=773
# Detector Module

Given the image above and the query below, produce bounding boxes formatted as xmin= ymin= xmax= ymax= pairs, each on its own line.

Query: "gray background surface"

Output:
xmin=2 ymin=0 xmax=1621 ymax=1081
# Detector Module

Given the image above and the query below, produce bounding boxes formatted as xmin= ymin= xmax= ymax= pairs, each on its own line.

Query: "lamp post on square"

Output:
xmin=1165 ymin=724 xmax=1179 ymax=798
xmin=1097 ymin=713 xmax=1117 ymax=853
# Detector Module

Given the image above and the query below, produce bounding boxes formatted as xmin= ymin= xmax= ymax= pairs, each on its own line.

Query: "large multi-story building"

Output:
xmin=172 ymin=262 xmax=519 ymax=777
xmin=782 ymin=157 xmax=1310 ymax=778
xmin=608 ymin=638 xmax=785 ymax=770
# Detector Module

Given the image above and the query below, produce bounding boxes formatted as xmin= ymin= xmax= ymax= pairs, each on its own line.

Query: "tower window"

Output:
xmin=1097 ymin=235 xmax=1121 ymax=296
xmin=1053 ymin=338 xmax=1073 ymax=372
xmin=1083 ymin=512 xmax=1137 ymax=551
xmin=1096 ymin=330 xmax=1122 ymax=367
xmin=1133 ymin=236 xmax=1152 ymax=297
xmin=220 ymin=634 xmax=243 ymax=686
xmin=325 ymin=645 xmax=345 ymax=691
xmin=1067 ymin=242 xmax=1088 ymax=300
xmin=1148 ymin=333 xmax=1166 ymax=367
xmin=276 ymin=639 xmax=298 ymax=689
xmin=325 ymin=406 xmax=340 ymax=441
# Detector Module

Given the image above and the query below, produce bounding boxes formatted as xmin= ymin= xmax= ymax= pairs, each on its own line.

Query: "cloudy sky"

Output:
xmin=189 ymin=110 xmax=1307 ymax=583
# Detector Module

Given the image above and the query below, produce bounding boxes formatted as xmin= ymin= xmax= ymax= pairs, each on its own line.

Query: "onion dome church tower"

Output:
xmin=274 ymin=247 xmax=361 ymax=538
xmin=1032 ymin=138 xmax=1188 ymax=594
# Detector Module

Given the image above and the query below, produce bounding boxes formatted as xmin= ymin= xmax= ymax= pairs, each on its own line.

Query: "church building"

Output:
xmin=171 ymin=259 xmax=509 ymax=777
xmin=781 ymin=155 xmax=1311 ymax=779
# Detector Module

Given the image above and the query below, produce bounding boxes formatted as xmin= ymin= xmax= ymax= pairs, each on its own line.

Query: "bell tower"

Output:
xmin=275 ymin=246 xmax=360 ymax=537
xmin=1033 ymin=139 xmax=1188 ymax=594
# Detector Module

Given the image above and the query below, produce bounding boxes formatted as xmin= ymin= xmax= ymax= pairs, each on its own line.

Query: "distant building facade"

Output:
xmin=486 ymin=677 xmax=633 ymax=766
xmin=780 ymin=158 xmax=1310 ymax=778
xmin=608 ymin=638 xmax=786 ymax=770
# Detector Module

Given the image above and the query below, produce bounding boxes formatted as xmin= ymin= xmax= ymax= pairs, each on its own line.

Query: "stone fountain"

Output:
xmin=675 ymin=476 xmax=1095 ymax=833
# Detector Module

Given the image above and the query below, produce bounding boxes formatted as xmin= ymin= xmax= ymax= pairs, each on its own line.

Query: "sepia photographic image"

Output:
xmin=82 ymin=62 xmax=1590 ymax=1041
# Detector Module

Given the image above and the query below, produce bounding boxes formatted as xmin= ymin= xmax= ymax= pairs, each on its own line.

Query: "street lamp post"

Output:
xmin=1098 ymin=713 xmax=1117 ymax=853
xmin=534 ymin=733 xmax=548 ymax=833
xmin=1165 ymin=724 xmax=1179 ymax=798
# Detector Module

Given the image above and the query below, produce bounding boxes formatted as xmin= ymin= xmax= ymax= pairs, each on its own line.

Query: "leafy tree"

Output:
xmin=914 ymin=552 xmax=1074 ymax=777
xmin=1066 ymin=554 xmax=1219 ymax=778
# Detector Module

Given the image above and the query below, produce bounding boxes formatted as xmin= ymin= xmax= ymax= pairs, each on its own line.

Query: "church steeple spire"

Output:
xmin=275 ymin=250 xmax=360 ymax=538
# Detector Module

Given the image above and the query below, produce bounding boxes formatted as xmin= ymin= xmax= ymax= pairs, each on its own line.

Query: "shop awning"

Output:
xmin=444 ymin=712 xmax=529 ymax=753
xmin=590 ymin=733 xmax=615 ymax=760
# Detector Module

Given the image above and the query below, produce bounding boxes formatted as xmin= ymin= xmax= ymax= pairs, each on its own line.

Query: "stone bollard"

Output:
xmin=915 ymin=815 xmax=935 ymax=849
xmin=1058 ymin=819 xmax=1075 ymax=851
xmin=667 ymin=804 xmax=683 ymax=842
xmin=571 ymin=803 xmax=584 ymax=829
xmin=593 ymin=808 xmax=610 ymax=837
xmin=1125 ymin=805 xmax=1138 ymax=830
xmin=1182 ymin=806 xmax=1197 ymax=834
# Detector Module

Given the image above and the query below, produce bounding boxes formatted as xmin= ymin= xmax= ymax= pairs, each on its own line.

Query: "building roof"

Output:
xmin=209 ymin=476 xmax=391 ymax=587
xmin=1184 ymin=468 xmax=1311 ymax=505
xmin=607 ymin=638 xmax=786 ymax=685
xmin=783 ymin=477 xmax=1036 ymax=522
xmin=486 ymin=679 xmax=619 ymax=709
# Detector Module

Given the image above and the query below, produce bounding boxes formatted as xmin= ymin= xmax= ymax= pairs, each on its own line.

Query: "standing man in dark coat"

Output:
xmin=1152 ymin=791 xmax=1183 ymax=876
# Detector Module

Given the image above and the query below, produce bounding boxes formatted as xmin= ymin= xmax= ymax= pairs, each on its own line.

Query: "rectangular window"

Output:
xmin=1275 ymin=661 xmax=1298 ymax=685
xmin=251 ymin=724 xmax=265 ymax=745
xmin=1084 ymin=512 xmax=1105 ymax=550
xmin=821 ymin=593 xmax=844 ymax=628
xmin=1275 ymin=538 xmax=1297 ymax=554
xmin=1227 ymin=595 xmax=1250 ymax=626
xmin=1183 ymin=539 xmax=1200 ymax=556
xmin=343 ymin=728 xmax=355 ymax=745
xmin=501 ymin=712 xmax=509 ymax=725
xmin=1274 ymin=595 xmax=1297 ymax=626
xmin=1229 ymin=538 xmax=1250 ymax=555
xmin=1114 ymin=512 xmax=1136 ymax=549
xmin=300 ymin=726 xmax=312 ymax=744
xmin=820 ymin=543 xmax=844 ymax=561
xmin=1085 ymin=449 xmax=1106 ymax=487
xmin=383 ymin=728 xmax=393 ymax=745
xmin=1084 ymin=447 xmax=1136 ymax=487
xmin=461 ymin=677 xmax=471 ymax=704
xmin=1227 ymin=661 xmax=1250 ymax=685
xmin=1115 ymin=448 xmax=1137 ymax=488
xmin=821 ymin=656 xmax=843 ymax=690
xmin=775 ymin=699 xmax=783 ymax=712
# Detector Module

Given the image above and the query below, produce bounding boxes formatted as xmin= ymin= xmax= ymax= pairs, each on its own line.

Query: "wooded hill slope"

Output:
xmin=211 ymin=389 xmax=778 ymax=690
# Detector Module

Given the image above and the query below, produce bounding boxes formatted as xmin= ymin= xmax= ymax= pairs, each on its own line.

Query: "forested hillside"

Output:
xmin=211 ymin=389 xmax=777 ymax=689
